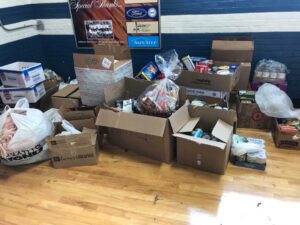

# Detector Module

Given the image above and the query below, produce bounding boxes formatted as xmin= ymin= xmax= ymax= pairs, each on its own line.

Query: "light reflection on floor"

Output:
xmin=189 ymin=191 xmax=300 ymax=225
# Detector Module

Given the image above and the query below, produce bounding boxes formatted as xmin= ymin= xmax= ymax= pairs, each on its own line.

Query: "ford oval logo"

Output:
xmin=127 ymin=8 xmax=147 ymax=19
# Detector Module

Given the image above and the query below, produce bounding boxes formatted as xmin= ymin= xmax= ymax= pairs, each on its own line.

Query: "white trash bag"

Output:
xmin=0 ymin=98 xmax=53 ymax=158
xmin=255 ymin=83 xmax=300 ymax=119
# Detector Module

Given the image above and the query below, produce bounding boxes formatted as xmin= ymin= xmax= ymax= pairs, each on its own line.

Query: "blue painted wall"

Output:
xmin=1 ymin=1 xmax=300 ymax=101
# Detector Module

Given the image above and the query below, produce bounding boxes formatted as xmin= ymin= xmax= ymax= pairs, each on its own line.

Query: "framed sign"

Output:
xmin=124 ymin=0 xmax=161 ymax=49
xmin=69 ymin=0 xmax=128 ymax=48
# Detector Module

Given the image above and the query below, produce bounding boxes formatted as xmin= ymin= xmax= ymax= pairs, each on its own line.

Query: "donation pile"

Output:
xmin=231 ymin=134 xmax=267 ymax=170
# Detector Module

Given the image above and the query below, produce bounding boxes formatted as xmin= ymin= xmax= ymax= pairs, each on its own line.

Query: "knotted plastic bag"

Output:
xmin=137 ymin=50 xmax=182 ymax=117
xmin=255 ymin=83 xmax=300 ymax=119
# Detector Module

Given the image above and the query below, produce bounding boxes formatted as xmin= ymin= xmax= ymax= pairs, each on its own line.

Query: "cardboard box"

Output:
xmin=211 ymin=38 xmax=254 ymax=90
xmin=0 ymin=82 xmax=46 ymax=104
xmin=96 ymin=77 xmax=186 ymax=163
xmin=47 ymin=125 xmax=98 ymax=168
xmin=273 ymin=119 xmax=300 ymax=150
xmin=74 ymin=46 xmax=133 ymax=106
xmin=186 ymin=87 xmax=230 ymax=103
xmin=0 ymin=62 xmax=45 ymax=88
xmin=236 ymin=95 xmax=272 ymax=129
xmin=51 ymin=85 xmax=81 ymax=109
xmin=176 ymin=63 xmax=242 ymax=92
xmin=170 ymin=104 xmax=234 ymax=175
xmin=59 ymin=107 xmax=96 ymax=130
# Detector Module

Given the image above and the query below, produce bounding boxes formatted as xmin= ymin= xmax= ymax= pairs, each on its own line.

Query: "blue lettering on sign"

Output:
xmin=128 ymin=36 xmax=160 ymax=48
xmin=125 ymin=6 xmax=159 ymax=20
xmin=126 ymin=8 xmax=147 ymax=19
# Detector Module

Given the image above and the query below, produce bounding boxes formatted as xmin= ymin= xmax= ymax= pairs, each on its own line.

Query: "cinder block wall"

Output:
xmin=1 ymin=0 xmax=300 ymax=100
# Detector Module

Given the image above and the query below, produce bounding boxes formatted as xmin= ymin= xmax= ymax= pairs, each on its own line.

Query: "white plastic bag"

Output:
xmin=255 ymin=83 xmax=300 ymax=119
xmin=56 ymin=120 xmax=81 ymax=136
xmin=44 ymin=108 xmax=63 ymax=123
xmin=0 ymin=98 xmax=54 ymax=154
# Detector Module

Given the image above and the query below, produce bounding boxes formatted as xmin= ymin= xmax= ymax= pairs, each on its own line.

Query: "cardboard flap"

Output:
xmin=73 ymin=53 xmax=115 ymax=70
xmin=96 ymin=109 xmax=167 ymax=137
xmin=179 ymin=117 xmax=200 ymax=133
xmin=169 ymin=103 xmax=190 ymax=133
xmin=69 ymin=90 xmax=80 ymax=99
xmin=52 ymin=85 xmax=78 ymax=98
xmin=212 ymin=119 xmax=233 ymax=143
xmin=94 ymin=45 xmax=131 ymax=60
xmin=173 ymin=133 xmax=226 ymax=149
xmin=104 ymin=79 xmax=126 ymax=104
xmin=212 ymin=40 xmax=254 ymax=51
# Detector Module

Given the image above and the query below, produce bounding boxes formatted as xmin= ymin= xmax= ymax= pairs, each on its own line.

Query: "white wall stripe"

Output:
xmin=2 ymin=12 xmax=300 ymax=45
xmin=0 ymin=0 xmax=67 ymax=9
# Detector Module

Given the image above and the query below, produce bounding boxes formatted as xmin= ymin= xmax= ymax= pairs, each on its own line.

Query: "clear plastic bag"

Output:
xmin=255 ymin=83 xmax=300 ymax=119
xmin=136 ymin=50 xmax=182 ymax=117
xmin=137 ymin=79 xmax=179 ymax=117
xmin=256 ymin=59 xmax=288 ymax=73
xmin=155 ymin=49 xmax=183 ymax=80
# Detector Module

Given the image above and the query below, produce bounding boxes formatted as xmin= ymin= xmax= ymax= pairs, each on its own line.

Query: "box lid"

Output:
xmin=96 ymin=109 xmax=167 ymax=137
xmin=52 ymin=85 xmax=79 ymax=98
xmin=169 ymin=103 xmax=200 ymax=133
xmin=94 ymin=45 xmax=131 ymax=60
xmin=212 ymin=119 xmax=233 ymax=143
xmin=211 ymin=39 xmax=254 ymax=62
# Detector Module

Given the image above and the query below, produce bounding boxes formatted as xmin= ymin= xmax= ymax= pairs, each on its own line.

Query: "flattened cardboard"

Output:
xmin=176 ymin=64 xmax=241 ymax=92
xmin=211 ymin=39 xmax=254 ymax=63
xmin=236 ymin=95 xmax=271 ymax=129
xmin=273 ymin=119 xmax=300 ymax=150
xmin=52 ymin=85 xmax=80 ymax=109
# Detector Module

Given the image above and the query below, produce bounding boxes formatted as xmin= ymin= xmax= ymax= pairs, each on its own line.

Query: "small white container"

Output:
xmin=0 ymin=62 xmax=45 ymax=88
xmin=0 ymin=82 xmax=46 ymax=104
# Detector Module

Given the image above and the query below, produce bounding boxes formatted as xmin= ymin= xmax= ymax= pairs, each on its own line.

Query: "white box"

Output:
xmin=0 ymin=62 xmax=45 ymax=88
xmin=0 ymin=82 xmax=46 ymax=104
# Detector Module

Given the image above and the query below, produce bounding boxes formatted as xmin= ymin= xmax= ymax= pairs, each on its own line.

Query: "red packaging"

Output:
xmin=195 ymin=63 xmax=209 ymax=73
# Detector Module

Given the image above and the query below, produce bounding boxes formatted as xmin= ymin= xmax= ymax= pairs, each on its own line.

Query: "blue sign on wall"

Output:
xmin=128 ymin=36 xmax=160 ymax=48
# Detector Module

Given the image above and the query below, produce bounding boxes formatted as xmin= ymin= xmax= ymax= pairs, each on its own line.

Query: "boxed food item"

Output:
xmin=47 ymin=125 xmax=98 ymax=168
xmin=273 ymin=118 xmax=300 ymax=150
xmin=0 ymin=82 xmax=46 ymax=104
xmin=74 ymin=46 xmax=133 ymax=106
xmin=211 ymin=38 xmax=254 ymax=90
xmin=237 ymin=91 xmax=272 ymax=129
xmin=170 ymin=104 xmax=235 ymax=174
xmin=0 ymin=62 xmax=45 ymax=88
xmin=96 ymin=77 xmax=186 ymax=163
xmin=51 ymin=85 xmax=81 ymax=109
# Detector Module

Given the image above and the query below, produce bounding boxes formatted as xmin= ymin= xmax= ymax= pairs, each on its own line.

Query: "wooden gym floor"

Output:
xmin=0 ymin=129 xmax=299 ymax=225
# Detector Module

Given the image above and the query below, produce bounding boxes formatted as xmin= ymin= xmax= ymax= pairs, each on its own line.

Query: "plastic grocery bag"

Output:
xmin=137 ymin=50 xmax=182 ymax=117
xmin=255 ymin=83 xmax=300 ymax=119
xmin=56 ymin=120 xmax=81 ymax=136
xmin=0 ymin=98 xmax=53 ymax=157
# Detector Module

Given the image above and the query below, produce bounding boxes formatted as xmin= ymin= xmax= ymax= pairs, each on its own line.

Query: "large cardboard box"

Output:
xmin=170 ymin=104 xmax=235 ymax=175
xmin=176 ymin=62 xmax=242 ymax=92
xmin=96 ymin=77 xmax=186 ymax=163
xmin=74 ymin=46 xmax=133 ymax=106
xmin=51 ymin=85 xmax=81 ymax=109
xmin=211 ymin=38 xmax=254 ymax=90
xmin=273 ymin=119 xmax=300 ymax=150
xmin=236 ymin=95 xmax=272 ymax=129
xmin=47 ymin=125 xmax=98 ymax=168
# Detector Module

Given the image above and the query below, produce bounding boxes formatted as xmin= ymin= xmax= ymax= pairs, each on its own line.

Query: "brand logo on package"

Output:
xmin=70 ymin=0 xmax=122 ymax=13
xmin=53 ymin=153 xmax=95 ymax=162
xmin=4 ymin=144 xmax=44 ymax=161
xmin=128 ymin=36 xmax=159 ymax=48
xmin=194 ymin=79 xmax=211 ymax=85
xmin=125 ymin=6 xmax=158 ymax=20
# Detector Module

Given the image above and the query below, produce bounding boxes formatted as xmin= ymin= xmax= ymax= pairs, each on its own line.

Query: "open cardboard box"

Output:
xmin=47 ymin=125 xmax=98 ymax=168
xmin=170 ymin=104 xmax=235 ymax=174
xmin=51 ymin=84 xmax=81 ymax=109
xmin=74 ymin=46 xmax=133 ymax=106
xmin=273 ymin=118 xmax=300 ymax=150
xmin=176 ymin=62 xmax=242 ymax=92
xmin=96 ymin=77 xmax=186 ymax=163
xmin=211 ymin=38 xmax=254 ymax=90
xmin=59 ymin=106 xmax=96 ymax=130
